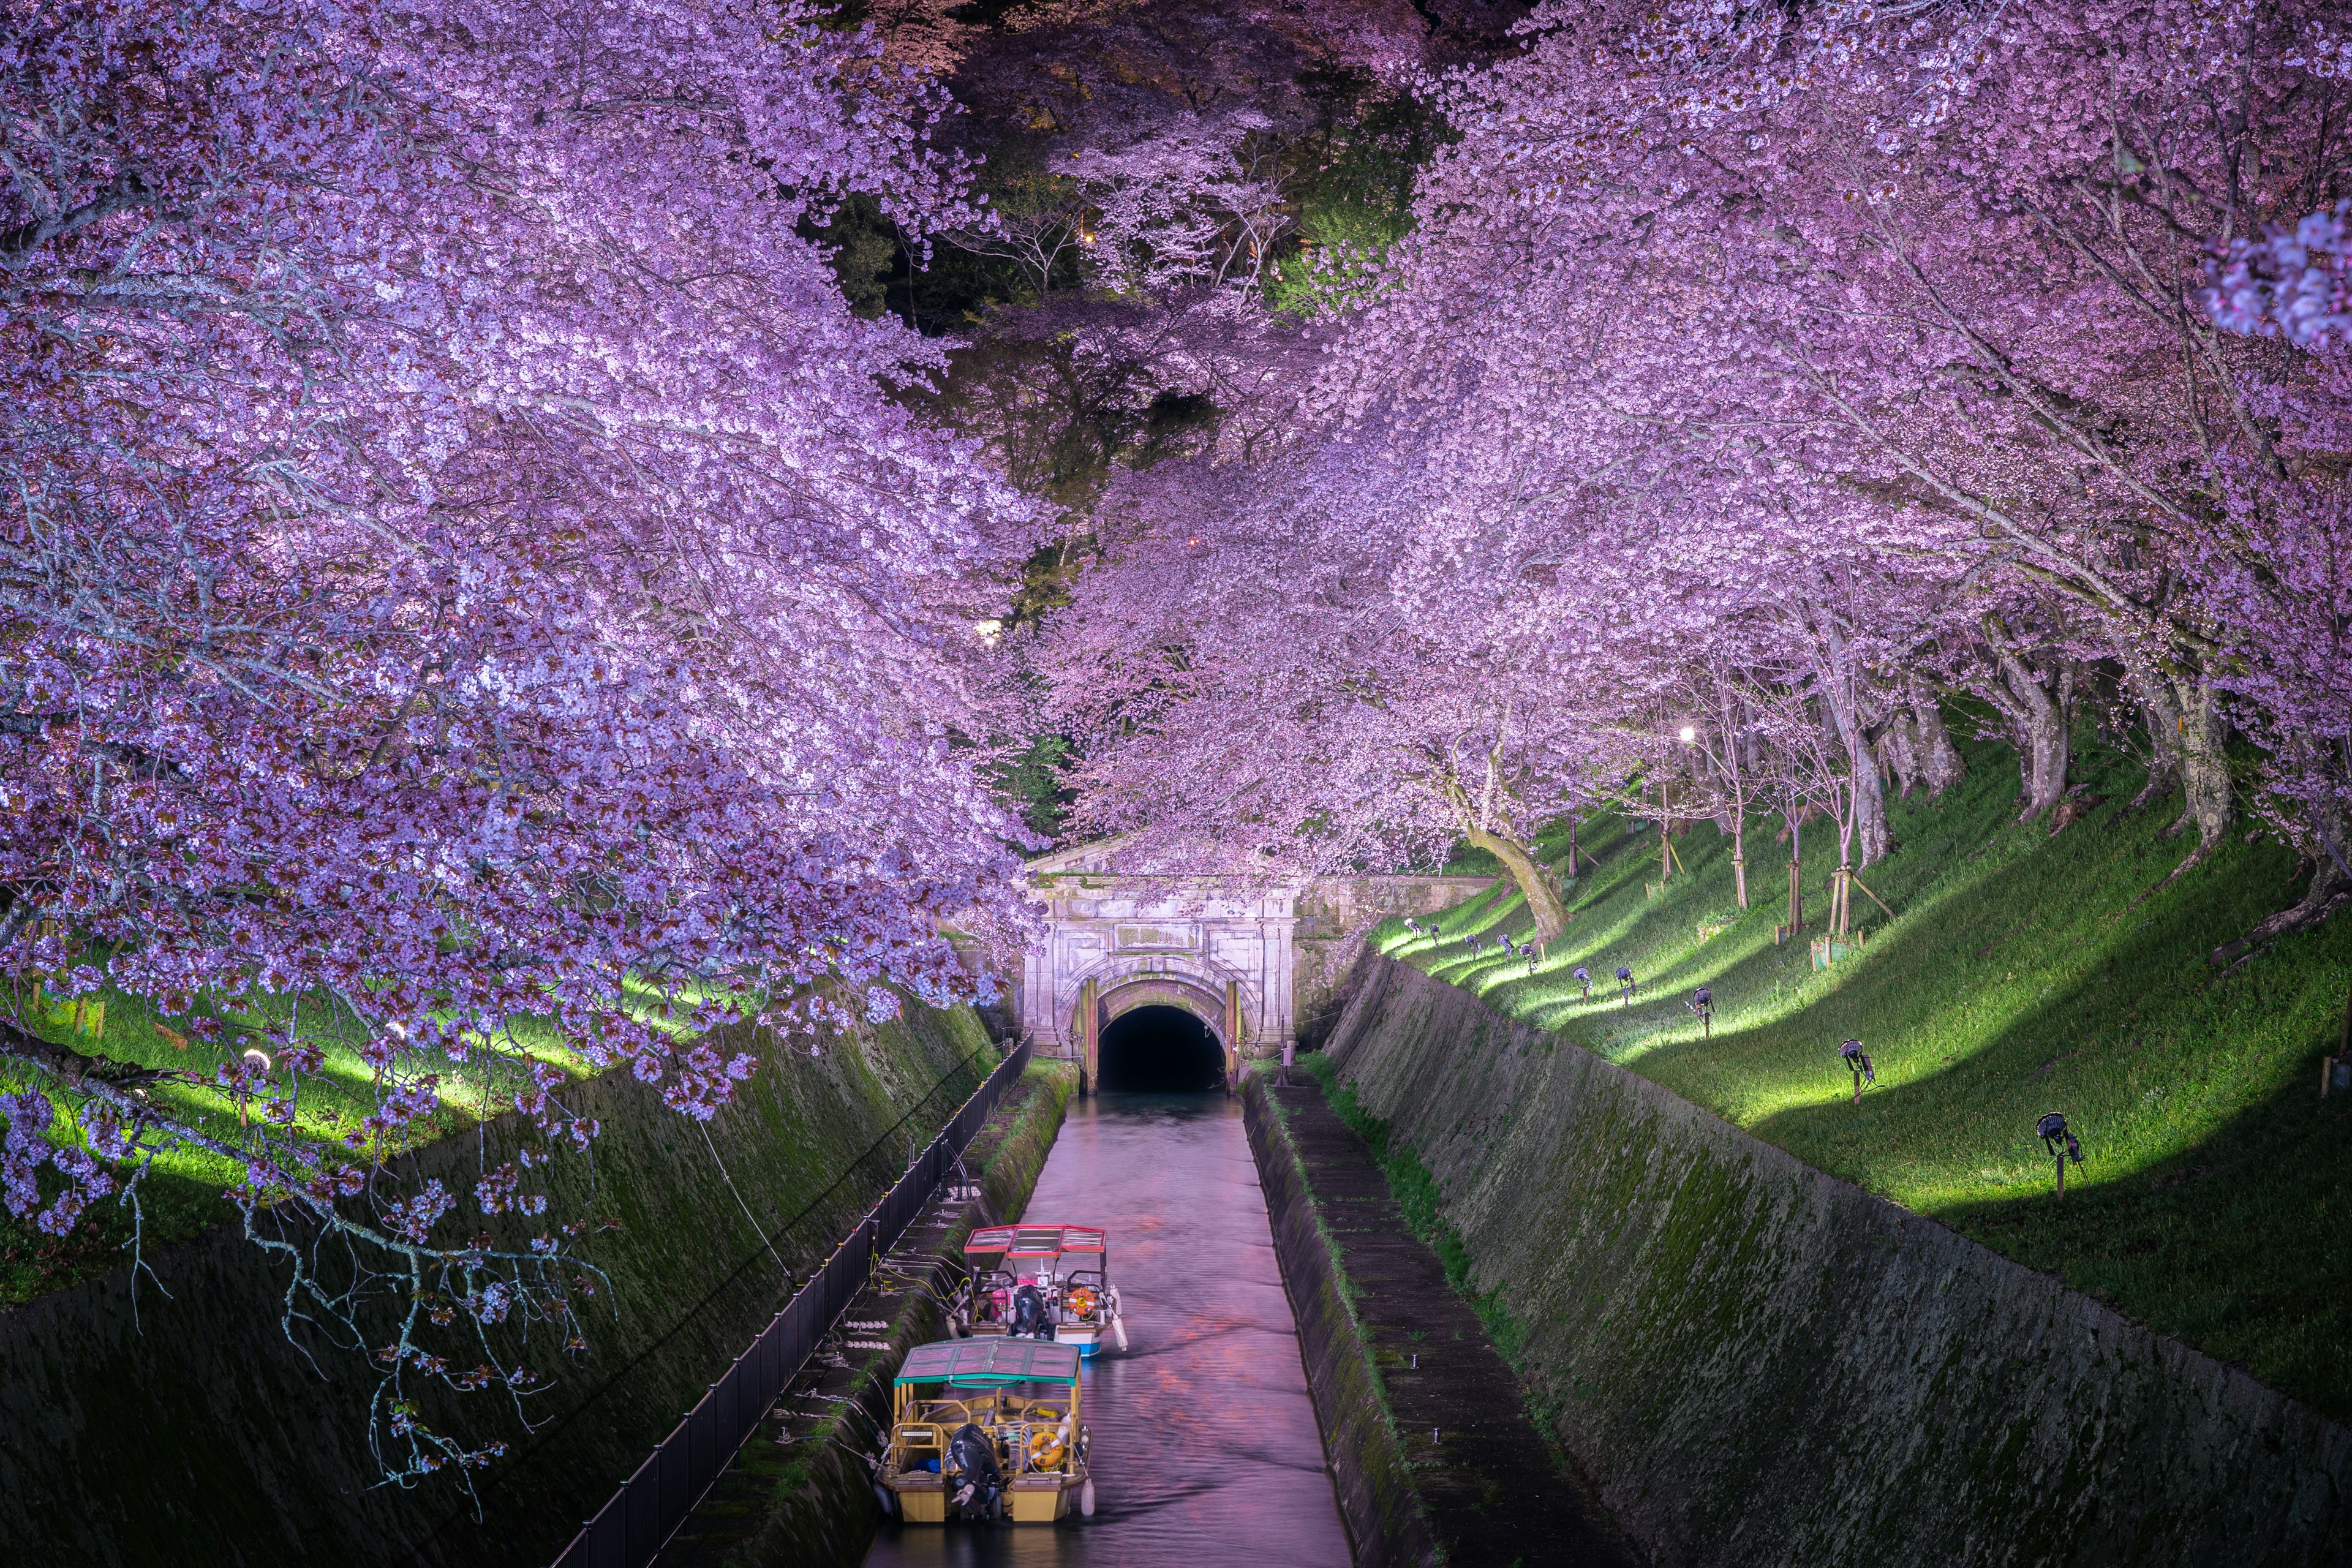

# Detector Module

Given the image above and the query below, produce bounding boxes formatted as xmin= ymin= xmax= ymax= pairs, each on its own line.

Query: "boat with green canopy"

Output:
xmin=877 ymin=1338 xmax=1094 ymax=1525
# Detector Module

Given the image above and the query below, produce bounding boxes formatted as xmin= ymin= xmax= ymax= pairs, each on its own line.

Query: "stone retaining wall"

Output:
xmin=0 ymin=1005 xmax=997 ymax=1568
xmin=1323 ymin=954 xmax=2352 ymax=1568
xmin=660 ymin=1060 xmax=1077 ymax=1568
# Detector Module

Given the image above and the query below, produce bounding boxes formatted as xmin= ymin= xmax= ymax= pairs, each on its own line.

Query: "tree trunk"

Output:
xmin=2117 ymin=650 xmax=2233 ymax=847
xmin=2171 ymin=680 xmax=2233 ymax=846
xmin=1983 ymin=620 xmax=2068 ymax=818
xmin=2210 ymin=763 xmax=2348 ymax=967
xmin=1835 ymin=703 xmax=1891 ymax=865
xmin=1730 ymin=790 xmax=1749 ymax=909
xmin=1814 ymin=614 xmax=1890 ymax=865
xmin=1660 ymin=797 xmax=1673 ymax=884
xmin=1910 ymin=682 xmax=1964 ymax=797
xmin=1468 ymin=825 xmax=1571 ymax=945
xmin=2209 ymin=856 xmax=2349 ymax=970
xmin=2120 ymin=660 xmax=2180 ymax=813
xmin=1876 ymin=712 xmax=1921 ymax=799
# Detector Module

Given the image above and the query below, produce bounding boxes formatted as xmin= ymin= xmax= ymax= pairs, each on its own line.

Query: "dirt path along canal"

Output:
xmin=863 ymin=1090 xmax=1351 ymax=1567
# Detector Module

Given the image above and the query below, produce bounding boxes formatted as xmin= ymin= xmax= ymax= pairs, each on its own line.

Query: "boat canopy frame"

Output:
xmin=895 ymin=1338 xmax=1084 ymax=1389
xmin=963 ymin=1224 xmax=1107 ymax=1262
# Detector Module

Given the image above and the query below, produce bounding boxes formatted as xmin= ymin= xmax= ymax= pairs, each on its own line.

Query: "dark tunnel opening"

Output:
xmin=1098 ymin=1005 xmax=1226 ymax=1093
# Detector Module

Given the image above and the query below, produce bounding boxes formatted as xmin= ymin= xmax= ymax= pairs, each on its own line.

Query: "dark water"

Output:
xmin=863 ymin=1091 xmax=1351 ymax=1568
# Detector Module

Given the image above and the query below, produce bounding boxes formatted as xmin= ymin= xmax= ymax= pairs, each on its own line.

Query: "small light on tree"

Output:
xmin=1678 ymin=725 xmax=1697 ymax=744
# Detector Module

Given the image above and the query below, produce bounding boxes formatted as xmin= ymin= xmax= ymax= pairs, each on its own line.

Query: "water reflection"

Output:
xmin=865 ymin=1092 xmax=1349 ymax=1568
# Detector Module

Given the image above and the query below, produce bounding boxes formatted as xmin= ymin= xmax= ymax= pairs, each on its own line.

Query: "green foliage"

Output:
xmin=989 ymin=731 xmax=1073 ymax=843
xmin=802 ymin=194 xmax=900 ymax=318
xmin=926 ymin=330 xmax=1217 ymax=522
xmin=1265 ymin=86 xmax=1446 ymax=321
xmin=1376 ymin=728 xmax=2352 ymax=1413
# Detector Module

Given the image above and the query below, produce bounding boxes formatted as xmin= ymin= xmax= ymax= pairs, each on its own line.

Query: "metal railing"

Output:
xmin=549 ymin=1037 xmax=1033 ymax=1568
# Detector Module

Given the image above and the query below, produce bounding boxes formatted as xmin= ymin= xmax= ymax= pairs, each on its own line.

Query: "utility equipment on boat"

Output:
xmin=958 ymin=1224 xmax=1126 ymax=1356
xmin=878 ymin=1338 xmax=1095 ymax=1524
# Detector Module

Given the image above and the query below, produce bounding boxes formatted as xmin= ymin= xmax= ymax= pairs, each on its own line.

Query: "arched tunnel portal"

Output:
xmin=1079 ymin=977 xmax=1231 ymax=1093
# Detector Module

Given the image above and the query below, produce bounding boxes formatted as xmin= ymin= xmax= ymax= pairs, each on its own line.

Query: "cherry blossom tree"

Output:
xmin=1036 ymin=0 xmax=2348 ymax=963
xmin=0 ymin=0 xmax=1039 ymax=1483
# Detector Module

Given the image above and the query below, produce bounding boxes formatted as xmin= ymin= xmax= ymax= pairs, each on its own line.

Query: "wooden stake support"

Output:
xmin=1079 ymin=976 xmax=1099 ymax=1098
xmin=1850 ymin=872 xmax=1896 ymax=919
xmin=1224 ymin=980 xmax=1243 ymax=1095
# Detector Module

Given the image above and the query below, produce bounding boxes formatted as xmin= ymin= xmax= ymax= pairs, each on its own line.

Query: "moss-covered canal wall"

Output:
xmin=661 ymin=1060 xmax=1076 ymax=1568
xmin=1244 ymin=1074 xmax=1441 ymax=1568
xmin=1322 ymin=955 xmax=2352 ymax=1568
xmin=0 ymin=1005 xmax=998 ymax=1568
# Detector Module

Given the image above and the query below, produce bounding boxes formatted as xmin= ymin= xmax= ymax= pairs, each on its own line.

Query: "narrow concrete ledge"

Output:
xmin=1246 ymin=1071 xmax=1634 ymax=1568
xmin=1244 ymin=1070 xmax=1444 ymax=1568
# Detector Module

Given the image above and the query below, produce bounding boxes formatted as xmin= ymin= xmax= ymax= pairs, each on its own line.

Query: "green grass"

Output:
xmin=1373 ymin=728 xmax=2352 ymax=1416
xmin=0 ymin=973 xmax=726 ymax=1306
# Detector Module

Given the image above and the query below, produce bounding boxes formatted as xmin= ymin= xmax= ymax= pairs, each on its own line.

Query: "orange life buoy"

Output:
xmin=1066 ymin=1286 xmax=1096 ymax=1319
xmin=1027 ymin=1427 xmax=1067 ymax=1469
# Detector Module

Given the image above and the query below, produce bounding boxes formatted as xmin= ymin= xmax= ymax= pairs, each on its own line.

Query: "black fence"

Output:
xmin=549 ymin=1037 xmax=1033 ymax=1568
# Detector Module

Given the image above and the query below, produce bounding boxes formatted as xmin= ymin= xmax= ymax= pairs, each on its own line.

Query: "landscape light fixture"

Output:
xmin=236 ymin=1047 xmax=271 ymax=1127
xmin=1839 ymin=1038 xmax=1874 ymax=1104
xmin=2037 ymin=1111 xmax=2083 ymax=1197
xmin=1687 ymin=986 xmax=1714 ymax=1038
xmin=1616 ymin=965 xmax=1635 ymax=1005
xmin=1572 ymin=966 xmax=1591 ymax=1000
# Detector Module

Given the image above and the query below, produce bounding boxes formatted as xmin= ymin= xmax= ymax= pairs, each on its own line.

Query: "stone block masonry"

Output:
xmin=1245 ymin=1071 xmax=1633 ymax=1568
xmin=1322 ymin=954 xmax=2352 ymax=1568
xmin=0 ymin=1003 xmax=1000 ymax=1568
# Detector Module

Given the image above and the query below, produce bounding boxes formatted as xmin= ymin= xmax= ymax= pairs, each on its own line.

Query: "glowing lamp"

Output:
xmin=1678 ymin=725 xmax=1696 ymax=743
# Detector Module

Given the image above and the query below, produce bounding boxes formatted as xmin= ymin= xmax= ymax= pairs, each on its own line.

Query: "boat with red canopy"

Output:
xmin=957 ymin=1223 xmax=1125 ymax=1357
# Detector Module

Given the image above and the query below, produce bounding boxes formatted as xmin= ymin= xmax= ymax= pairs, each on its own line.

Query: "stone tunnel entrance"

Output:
xmin=1097 ymin=1004 xmax=1227 ymax=1092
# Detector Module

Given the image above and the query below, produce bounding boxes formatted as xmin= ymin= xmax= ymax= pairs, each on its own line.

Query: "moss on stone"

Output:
xmin=1321 ymin=956 xmax=2352 ymax=1568
xmin=0 ymin=1001 xmax=1003 ymax=1568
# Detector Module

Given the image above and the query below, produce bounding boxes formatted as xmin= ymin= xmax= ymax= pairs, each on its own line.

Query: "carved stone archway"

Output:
xmin=1003 ymin=839 xmax=1495 ymax=1093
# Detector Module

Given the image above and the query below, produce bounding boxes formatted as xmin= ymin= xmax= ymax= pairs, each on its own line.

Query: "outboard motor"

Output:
xmin=1011 ymin=1283 xmax=1055 ymax=1340
xmin=946 ymin=1422 xmax=1003 ymax=1520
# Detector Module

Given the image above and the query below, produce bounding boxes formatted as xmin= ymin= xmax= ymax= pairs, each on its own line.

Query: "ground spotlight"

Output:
xmin=2037 ymin=1111 xmax=2083 ymax=1197
xmin=1839 ymin=1039 xmax=1874 ymax=1104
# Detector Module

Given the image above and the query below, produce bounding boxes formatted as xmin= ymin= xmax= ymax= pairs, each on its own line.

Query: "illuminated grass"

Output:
xmin=0 ymin=971 xmax=742 ymax=1305
xmin=1374 ymin=733 xmax=2352 ymax=1415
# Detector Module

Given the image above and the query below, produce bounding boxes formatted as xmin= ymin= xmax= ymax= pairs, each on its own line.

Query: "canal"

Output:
xmin=863 ymin=1008 xmax=1351 ymax=1567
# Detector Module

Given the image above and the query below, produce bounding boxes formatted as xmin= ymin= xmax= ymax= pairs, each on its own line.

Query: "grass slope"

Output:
xmin=4 ymin=977 xmax=769 ymax=1306
xmin=1376 ymin=728 xmax=2352 ymax=1417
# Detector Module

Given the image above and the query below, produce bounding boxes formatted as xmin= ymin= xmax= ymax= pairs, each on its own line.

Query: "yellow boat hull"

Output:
xmin=883 ymin=1466 xmax=1087 ymax=1525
